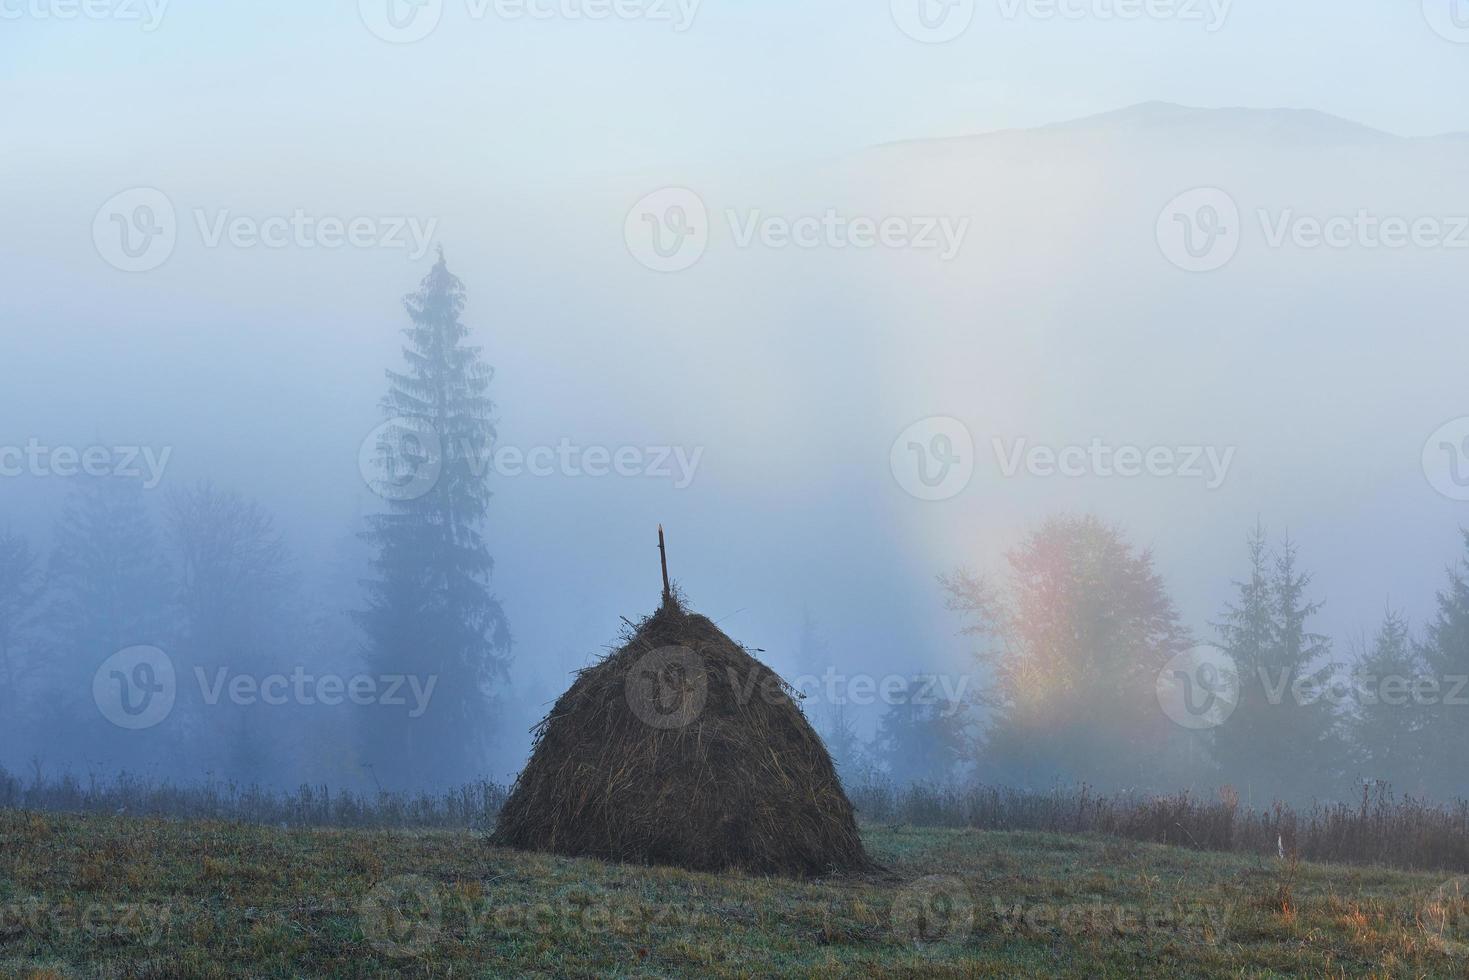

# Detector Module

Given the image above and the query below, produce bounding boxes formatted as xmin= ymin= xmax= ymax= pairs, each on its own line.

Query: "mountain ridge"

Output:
xmin=869 ymin=102 xmax=1469 ymax=153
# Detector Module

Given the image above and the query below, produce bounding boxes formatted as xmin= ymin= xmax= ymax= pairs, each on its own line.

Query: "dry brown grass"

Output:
xmin=493 ymin=599 xmax=871 ymax=876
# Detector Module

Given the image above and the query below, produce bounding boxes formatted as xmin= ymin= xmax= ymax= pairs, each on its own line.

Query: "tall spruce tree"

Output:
xmin=822 ymin=703 xmax=871 ymax=782
xmin=1346 ymin=608 xmax=1428 ymax=794
xmin=1420 ymin=530 xmax=1469 ymax=798
xmin=1212 ymin=525 xmax=1344 ymax=803
xmin=358 ymin=250 xmax=511 ymax=787
xmin=1210 ymin=522 xmax=1274 ymax=793
xmin=873 ymin=680 xmax=968 ymax=786
xmin=795 ymin=608 xmax=830 ymax=682
xmin=1270 ymin=535 xmax=1348 ymax=784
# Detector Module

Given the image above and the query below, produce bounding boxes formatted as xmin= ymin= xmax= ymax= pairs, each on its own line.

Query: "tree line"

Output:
xmin=0 ymin=250 xmax=508 ymax=790
xmin=5 ymin=255 xmax=1467 ymax=806
xmin=815 ymin=515 xmax=1469 ymax=806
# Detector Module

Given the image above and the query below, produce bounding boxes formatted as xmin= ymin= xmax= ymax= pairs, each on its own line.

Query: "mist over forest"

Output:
xmin=6 ymin=8 xmax=1469 ymax=814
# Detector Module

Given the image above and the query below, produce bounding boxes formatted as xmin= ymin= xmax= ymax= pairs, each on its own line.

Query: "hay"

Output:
xmin=493 ymin=598 xmax=872 ymax=877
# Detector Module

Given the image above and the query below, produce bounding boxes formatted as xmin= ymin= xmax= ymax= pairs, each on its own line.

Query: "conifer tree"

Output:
xmin=873 ymin=680 xmax=968 ymax=785
xmin=1209 ymin=523 xmax=1276 ymax=794
xmin=1420 ymin=530 xmax=1469 ymax=798
xmin=1347 ymin=608 xmax=1427 ymax=793
xmin=358 ymin=250 xmax=511 ymax=787
xmin=1212 ymin=525 xmax=1344 ymax=802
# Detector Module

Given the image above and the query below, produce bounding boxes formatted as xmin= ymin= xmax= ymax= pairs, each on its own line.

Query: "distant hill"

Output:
xmin=870 ymin=101 xmax=1466 ymax=155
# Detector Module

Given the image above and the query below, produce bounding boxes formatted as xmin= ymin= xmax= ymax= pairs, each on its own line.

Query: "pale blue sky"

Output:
xmin=5 ymin=0 xmax=1469 ymax=187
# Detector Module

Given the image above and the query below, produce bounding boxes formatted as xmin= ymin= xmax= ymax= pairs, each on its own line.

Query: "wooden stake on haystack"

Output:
xmin=658 ymin=524 xmax=672 ymax=605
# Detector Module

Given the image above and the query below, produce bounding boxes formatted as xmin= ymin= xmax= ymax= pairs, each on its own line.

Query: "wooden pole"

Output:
xmin=658 ymin=524 xmax=672 ymax=605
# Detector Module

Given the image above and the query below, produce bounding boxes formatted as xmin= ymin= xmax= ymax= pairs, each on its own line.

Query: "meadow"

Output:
xmin=4 ymin=806 xmax=1469 ymax=978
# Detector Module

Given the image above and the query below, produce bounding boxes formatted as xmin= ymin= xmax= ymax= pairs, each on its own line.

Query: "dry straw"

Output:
xmin=494 ymin=535 xmax=870 ymax=876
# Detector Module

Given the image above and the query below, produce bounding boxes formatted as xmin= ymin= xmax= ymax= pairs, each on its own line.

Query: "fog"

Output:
xmin=4 ymin=2 xmax=1469 ymax=804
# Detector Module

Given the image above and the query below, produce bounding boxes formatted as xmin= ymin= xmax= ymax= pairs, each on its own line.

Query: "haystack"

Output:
xmin=493 ymin=552 xmax=870 ymax=876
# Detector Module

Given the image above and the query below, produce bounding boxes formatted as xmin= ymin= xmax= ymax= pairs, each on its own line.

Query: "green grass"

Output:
xmin=3 ymin=809 xmax=1469 ymax=978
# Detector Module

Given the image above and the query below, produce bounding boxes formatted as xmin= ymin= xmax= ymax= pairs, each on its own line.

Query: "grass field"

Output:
xmin=3 ymin=809 xmax=1469 ymax=978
